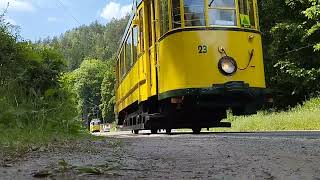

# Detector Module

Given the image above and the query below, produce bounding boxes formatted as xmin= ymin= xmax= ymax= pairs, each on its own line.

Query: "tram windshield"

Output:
xmin=158 ymin=0 xmax=258 ymax=37
xmin=208 ymin=0 xmax=237 ymax=26
xmin=184 ymin=0 xmax=206 ymax=27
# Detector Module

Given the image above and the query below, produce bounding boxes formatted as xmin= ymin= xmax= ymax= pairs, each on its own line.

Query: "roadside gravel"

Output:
xmin=1 ymin=131 xmax=320 ymax=179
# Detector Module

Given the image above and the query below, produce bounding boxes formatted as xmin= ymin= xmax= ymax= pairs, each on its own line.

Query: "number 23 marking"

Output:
xmin=198 ymin=45 xmax=208 ymax=54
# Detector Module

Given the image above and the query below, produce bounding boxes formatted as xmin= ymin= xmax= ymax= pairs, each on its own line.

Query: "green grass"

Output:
xmin=0 ymin=128 xmax=89 ymax=158
xmin=0 ymin=84 xmax=91 ymax=159
xmin=213 ymin=98 xmax=320 ymax=132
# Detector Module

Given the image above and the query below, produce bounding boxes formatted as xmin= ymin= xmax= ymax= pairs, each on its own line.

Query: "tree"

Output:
xmin=71 ymin=59 xmax=108 ymax=122
xmin=259 ymin=0 xmax=320 ymax=108
xmin=100 ymin=60 xmax=116 ymax=123
xmin=303 ymin=0 xmax=320 ymax=51
xmin=39 ymin=17 xmax=129 ymax=70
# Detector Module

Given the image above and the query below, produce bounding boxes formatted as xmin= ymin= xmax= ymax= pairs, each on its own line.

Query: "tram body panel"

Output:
xmin=157 ymin=30 xmax=265 ymax=96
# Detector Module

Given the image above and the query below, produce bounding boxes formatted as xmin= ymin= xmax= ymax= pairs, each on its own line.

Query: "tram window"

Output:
xmin=172 ymin=0 xmax=181 ymax=29
xmin=116 ymin=60 xmax=119 ymax=82
xmin=126 ymin=31 xmax=133 ymax=69
xmin=118 ymin=60 xmax=121 ymax=82
xmin=238 ymin=0 xmax=255 ymax=28
xmin=132 ymin=26 xmax=138 ymax=64
xmin=184 ymin=0 xmax=205 ymax=27
xmin=139 ymin=9 xmax=144 ymax=52
xmin=159 ymin=0 xmax=169 ymax=36
xmin=120 ymin=49 xmax=125 ymax=78
xmin=208 ymin=0 xmax=236 ymax=26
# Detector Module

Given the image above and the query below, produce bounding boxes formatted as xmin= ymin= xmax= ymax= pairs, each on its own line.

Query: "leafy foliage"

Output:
xmin=70 ymin=59 xmax=108 ymax=122
xmin=0 ymin=16 xmax=81 ymax=150
xmin=259 ymin=0 xmax=320 ymax=107
xmin=38 ymin=17 xmax=129 ymax=123
xmin=100 ymin=60 xmax=116 ymax=123
xmin=39 ymin=18 xmax=129 ymax=70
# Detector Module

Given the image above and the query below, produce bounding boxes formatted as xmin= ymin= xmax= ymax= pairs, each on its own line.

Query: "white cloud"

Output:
xmin=48 ymin=17 xmax=58 ymax=22
xmin=0 ymin=0 xmax=35 ymax=12
xmin=100 ymin=1 xmax=131 ymax=21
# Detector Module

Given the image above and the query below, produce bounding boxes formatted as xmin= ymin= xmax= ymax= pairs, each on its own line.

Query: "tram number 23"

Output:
xmin=198 ymin=45 xmax=208 ymax=54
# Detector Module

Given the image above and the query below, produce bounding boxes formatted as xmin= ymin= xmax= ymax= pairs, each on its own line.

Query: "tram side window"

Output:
xmin=159 ymin=0 xmax=169 ymax=36
xmin=118 ymin=60 xmax=121 ymax=82
xmin=208 ymin=0 xmax=236 ymax=26
xmin=132 ymin=26 xmax=138 ymax=64
xmin=120 ymin=48 xmax=125 ymax=78
xmin=238 ymin=0 xmax=255 ymax=28
xmin=126 ymin=31 xmax=133 ymax=70
xmin=116 ymin=60 xmax=119 ymax=84
xmin=184 ymin=0 xmax=205 ymax=27
xmin=139 ymin=9 xmax=144 ymax=53
xmin=172 ymin=0 xmax=181 ymax=29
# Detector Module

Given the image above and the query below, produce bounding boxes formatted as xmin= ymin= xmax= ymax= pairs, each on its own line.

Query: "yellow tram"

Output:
xmin=115 ymin=0 xmax=267 ymax=134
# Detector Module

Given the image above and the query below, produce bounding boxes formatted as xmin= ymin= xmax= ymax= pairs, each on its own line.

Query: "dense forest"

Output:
xmin=0 ymin=0 xmax=319 ymax=143
xmin=38 ymin=18 xmax=129 ymax=124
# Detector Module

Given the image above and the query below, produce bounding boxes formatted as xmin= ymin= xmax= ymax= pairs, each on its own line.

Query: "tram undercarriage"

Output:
xmin=120 ymin=82 xmax=265 ymax=134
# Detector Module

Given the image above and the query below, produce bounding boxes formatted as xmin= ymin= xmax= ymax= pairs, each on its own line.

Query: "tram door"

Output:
xmin=147 ymin=0 xmax=158 ymax=96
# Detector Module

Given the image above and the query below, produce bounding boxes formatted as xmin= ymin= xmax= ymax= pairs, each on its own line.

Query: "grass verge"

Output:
xmin=0 ymin=128 xmax=96 ymax=162
xmin=213 ymin=98 xmax=320 ymax=132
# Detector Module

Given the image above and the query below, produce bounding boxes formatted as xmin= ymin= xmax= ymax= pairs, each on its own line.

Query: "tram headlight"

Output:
xmin=218 ymin=56 xmax=237 ymax=76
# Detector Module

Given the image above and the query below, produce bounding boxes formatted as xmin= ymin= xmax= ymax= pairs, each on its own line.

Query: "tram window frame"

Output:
xmin=159 ymin=0 xmax=170 ymax=36
xmin=118 ymin=60 xmax=121 ymax=82
xmin=120 ymin=47 xmax=126 ymax=78
xmin=125 ymin=31 xmax=133 ymax=71
xmin=139 ymin=9 xmax=145 ymax=53
xmin=116 ymin=59 xmax=120 ymax=86
xmin=238 ymin=0 xmax=256 ymax=29
xmin=132 ymin=26 xmax=138 ymax=64
xmin=208 ymin=0 xmax=237 ymax=27
xmin=184 ymin=0 xmax=206 ymax=27
xmin=171 ymin=0 xmax=181 ymax=29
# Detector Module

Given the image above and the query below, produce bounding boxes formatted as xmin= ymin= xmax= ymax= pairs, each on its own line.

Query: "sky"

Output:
xmin=0 ymin=0 xmax=133 ymax=41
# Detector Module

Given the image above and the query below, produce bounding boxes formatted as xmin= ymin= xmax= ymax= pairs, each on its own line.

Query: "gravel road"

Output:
xmin=1 ymin=131 xmax=320 ymax=179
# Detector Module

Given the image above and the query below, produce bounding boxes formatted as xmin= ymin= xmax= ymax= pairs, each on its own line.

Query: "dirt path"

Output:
xmin=1 ymin=131 xmax=320 ymax=179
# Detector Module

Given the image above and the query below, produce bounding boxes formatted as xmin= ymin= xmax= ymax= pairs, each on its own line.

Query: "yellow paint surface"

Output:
xmin=158 ymin=30 xmax=266 ymax=94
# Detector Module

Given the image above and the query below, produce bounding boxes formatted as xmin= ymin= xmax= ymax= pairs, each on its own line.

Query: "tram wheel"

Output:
xmin=192 ymin=127 xmax=202 ymax=134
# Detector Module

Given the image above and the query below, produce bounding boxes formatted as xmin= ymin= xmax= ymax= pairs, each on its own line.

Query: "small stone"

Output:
xmin=31 ymin=146 xmax=39 ymax=151
xmin=39 ymin=146 xmax=46 ymax=152
xmin=3 ymin=163 xmax=13 ymax=167
xmin=33 ymin=170 xmax=51 ymax=178
xmin=4 ymin=158 xmax=12 ymax=162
